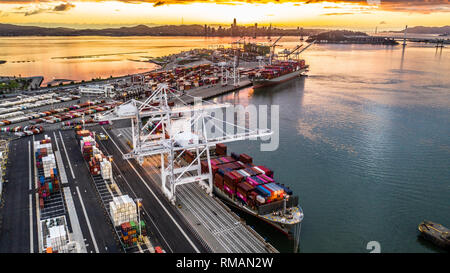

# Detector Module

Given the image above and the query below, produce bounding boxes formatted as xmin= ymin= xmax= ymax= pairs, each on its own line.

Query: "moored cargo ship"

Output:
xmin=197 ymin=143 xmax=304 ymax=236
xmin=249 ymin=60 xmax=309 ymax=89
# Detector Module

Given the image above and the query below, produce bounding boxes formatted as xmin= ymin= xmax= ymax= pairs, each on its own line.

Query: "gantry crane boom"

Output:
xmin=96 ymin=83 xmax=273 ymax=204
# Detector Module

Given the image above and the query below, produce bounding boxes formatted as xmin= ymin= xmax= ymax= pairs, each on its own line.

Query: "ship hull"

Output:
xmin=252 ymin=67 xmax=308 ymax=89
xmin=213 ymin=185 xmax=301 ymax=236
xmin=418 ymin=221 xmax=450 ymax=249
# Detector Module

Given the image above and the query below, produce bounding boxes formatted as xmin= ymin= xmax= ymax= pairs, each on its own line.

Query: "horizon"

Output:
xmin=0 ymin=1 xmax=449 ymax=31
xmin=2 ymin=22 xmax=450 ymax=32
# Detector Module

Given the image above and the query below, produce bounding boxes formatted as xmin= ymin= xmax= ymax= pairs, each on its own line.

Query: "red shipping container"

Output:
xmin=239 ymin=154 xmax=253 ymax=164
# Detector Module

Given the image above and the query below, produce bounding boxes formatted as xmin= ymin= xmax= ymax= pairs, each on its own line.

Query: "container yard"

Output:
xmin=0 ymin=91 xmax=120 ymax=139
xmin=75 ymin=128 xmax=155 ymax=252
xmin=0 ymin=42 xmax=300 ymax=255
xmin=0 ymin=72 xmax=284 ymax=255
xmin=33 ymin=135 xmax=82 ymax=253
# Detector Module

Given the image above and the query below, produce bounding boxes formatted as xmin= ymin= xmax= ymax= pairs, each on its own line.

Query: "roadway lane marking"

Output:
xmin=75 ymin=186 xmax=100 ymax=253
xmin=52 ymin=132 xmax=87 ymax=252
xmin=29 ymin=194 xmax=34 ymax=253
xmin=58 ymin=131 xmax=76 ymax=179
xmin=29 ymin=141 xmax=34 ymax=252
xmin=33 ymin=135 xmax=43 ymax=253
xmin=62 ymin=187 xmax=87 ymax=253
xmin=101 ymin=127 xmax=201 ymax=253
xmin=28 ymin=141 xmax=32 ymax=191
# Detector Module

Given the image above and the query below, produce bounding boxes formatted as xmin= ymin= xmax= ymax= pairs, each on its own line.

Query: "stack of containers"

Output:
xmin=120 ymin=221 xmax=139 ymax=247
xmin=80 ymin=135 xmax=95 ymax=161
xmin=201 ymin=144 xmax=287 ymax=209
xmin=109 ymin=195 xmax=138 ymax=227
xmin=100 ymin=159 xmax=112 ymax=180
xmin=214 ymin=173 xmax=224 ymax=190
xmin=254 ymin=166 xmax=273 ymax=178
xmin=238 ymin=153 xmax=253 ymax=164
xmin=34 ymin=136 xmax=60 ymax=205
xmin=223 ymin=171 xmax=245 ymax=198
xmin=42 ymin=154 xmax=56 ymax=178
xmin=254 ymin=183 xmax=285 ymax=203
xmin=89 ymin=153 xmax=106 ymax=176
xmin=236 ymin=181 xmax=255 ymax=205
xmin=48 ymin=225 xmax=67 ymax=253
xmin=215 ymin=143 xmax=227 ymax=156
xmin=76 ymin=129 xmax=92 ymax=140
xmin=245 ymin=174 xmax=274 ymax=187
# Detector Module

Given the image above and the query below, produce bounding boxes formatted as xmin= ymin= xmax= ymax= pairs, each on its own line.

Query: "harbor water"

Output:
xmin=1 ymin=36 xmax=449 ymax=253
xmin=216 ymin=43 xmax=450 ymax=253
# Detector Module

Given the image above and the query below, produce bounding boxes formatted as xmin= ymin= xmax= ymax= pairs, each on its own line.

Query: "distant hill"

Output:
xmin=394 ymin=26 xmax=450 ymax=34
xmin=0 ymin=23 xmax=324 ymax=37
xmin=307 ymin=30 xmax=368 ymax=42
xmin=0 ymin=24 xmax=206 ymax=36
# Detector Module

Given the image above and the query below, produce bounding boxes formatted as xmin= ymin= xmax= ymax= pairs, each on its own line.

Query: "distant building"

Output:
xmin=79 ymin=84 xmax=114 ymax=97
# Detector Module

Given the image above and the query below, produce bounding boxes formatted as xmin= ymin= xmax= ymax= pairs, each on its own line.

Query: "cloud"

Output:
xmin=153 ymin=1 xmax=165 ymax=6
xmin=1 ymin=0 xmax=449 ymax=13
xmin=322 ymin=12 xmax=354 ymax=15
xmin=53 ymin=2 xmax=75 ymax=11
xmin=24 ymin=8 xmax=46 ymax=16
xmin=15 ymin=2 xmax=76 ymax=16
xmin=379 ymin=21 xmax=386 ymax=24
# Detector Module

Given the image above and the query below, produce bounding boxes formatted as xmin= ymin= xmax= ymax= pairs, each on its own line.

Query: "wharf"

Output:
xmin=179 ymin=79 xmax=252 ymax=104
xmin=109 ymin=125 xmax=277 ymax=253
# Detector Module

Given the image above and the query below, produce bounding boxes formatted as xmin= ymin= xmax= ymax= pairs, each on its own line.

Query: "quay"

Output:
xmin=102 ymin=123 xmax=277 ymax=253
xmin=180 ymin=79 xmax=252 ymax=104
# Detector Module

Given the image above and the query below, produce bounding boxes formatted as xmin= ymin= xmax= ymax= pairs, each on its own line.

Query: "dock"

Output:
xmin=180 ymin=79 xmax=252 ymax=104
xmin=107 ymin=125 xmax=277 ymax=253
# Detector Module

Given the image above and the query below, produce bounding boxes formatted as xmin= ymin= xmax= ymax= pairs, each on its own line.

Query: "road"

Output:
xmin=89 ymin=126 xmax=210 ymax=253
xmin=0 ymin=136 xmax=37 ymax=252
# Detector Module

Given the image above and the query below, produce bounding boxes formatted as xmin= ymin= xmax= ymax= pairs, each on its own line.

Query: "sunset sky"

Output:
xmin=0 ymin=1 xmax=449 ymax=30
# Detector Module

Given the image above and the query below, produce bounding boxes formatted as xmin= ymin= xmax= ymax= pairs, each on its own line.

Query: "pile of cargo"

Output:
xmin=119 ymin=220 xmax=147 ymax=247
xmin=109 ymin=195 xmax=138 ymax=227
xmin=34 ymin=136 xmax=60 ymax=207
xmin=143 ymin=63 xmax=222 ymax=92
xmin=100 ymin=159 xmax=112 ymax=179
xmin=77 ymin=129 xmax=113 ymax=179
xmin=47 ymin=225 xmax=68 ymax=252
xmin=201 ymin=143 xmax=291 ymax=209
xmin=89 ymin=153 xmax=111 ymax=177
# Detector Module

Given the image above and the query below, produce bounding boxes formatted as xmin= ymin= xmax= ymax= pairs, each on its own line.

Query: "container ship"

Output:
xmin=195 ymin=143 xmax=304 ymax=236
xmin=249 ymin=59 xmax=309 ymax=89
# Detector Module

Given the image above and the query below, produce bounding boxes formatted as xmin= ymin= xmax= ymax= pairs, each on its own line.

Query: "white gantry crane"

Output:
xmin=218 ymin=55 xmax=240 ymax=87
xmin=96 ymin=83 xmax=272 ymax=204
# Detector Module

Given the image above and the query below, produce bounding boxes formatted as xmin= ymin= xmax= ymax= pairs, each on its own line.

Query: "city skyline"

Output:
xmin=0 ymin=1 xmax=449 ymax=30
